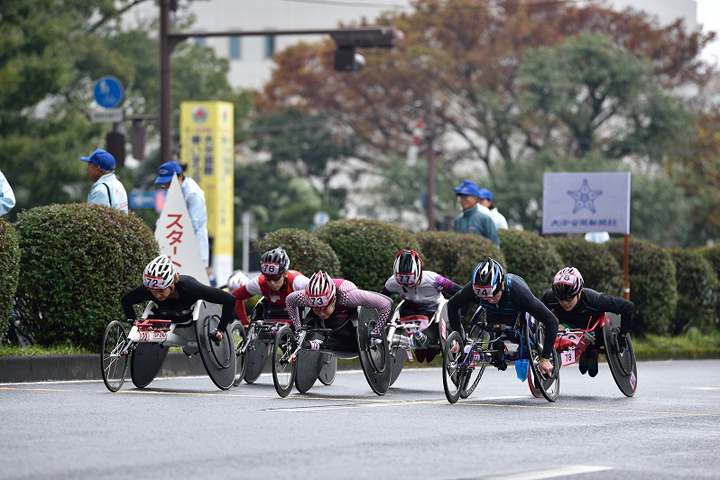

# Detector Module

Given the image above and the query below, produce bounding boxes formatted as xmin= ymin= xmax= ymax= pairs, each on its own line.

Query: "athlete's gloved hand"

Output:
xmin=126 ymin=318 xmax=137 ymax=324
xmin=209 ymin=328 xmax=224 ymax=345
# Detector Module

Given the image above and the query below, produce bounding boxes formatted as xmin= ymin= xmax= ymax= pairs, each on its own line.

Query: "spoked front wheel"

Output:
xmin=230 ymin=321 xmax=247 ymax=387
xmin=443 ymin=331 xmax=468 ymax=404
xmin=100 ymin=321 xmax=130 ymax=392
xmin=525 ymin=320 xmax=560 ymax=402
xmin=271 ymin=325 xmax=297 ymax=398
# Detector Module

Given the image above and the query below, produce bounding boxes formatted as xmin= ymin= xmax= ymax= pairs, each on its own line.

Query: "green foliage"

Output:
xmin=498 ymin=229 xmax=564 ymax=297
xmin=632 ymin=330 xmax=720 ymax=360
xmin=630 ymin=174 xmax=694 ymax=248
xmin=314 ymin=219 xmax=421 ymax=290
xmin=0 ymin=220 xmax=20 ymax=336
xmin=415 ymin=231 xmax=504 ymax=286
xmin=14 ymin=204 xmax=158 ymax=348
xmin=253 ymin=228 xmax=341 ymax=278
xmin=607 ymin=238 xmax=677 ymax=336
xmin=549 ymin=238 xmax=624 ymax=296
xmin=669 ymin=249 xmax=718 ymax=334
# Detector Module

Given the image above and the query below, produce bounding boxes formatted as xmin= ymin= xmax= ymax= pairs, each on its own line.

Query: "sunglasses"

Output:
xmin=265 ymin=274 xmax=283 ymax=282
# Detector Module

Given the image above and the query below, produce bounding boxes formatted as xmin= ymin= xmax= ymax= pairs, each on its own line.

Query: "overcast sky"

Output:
xmin=695 ymin=0 xmax=720 ymax=64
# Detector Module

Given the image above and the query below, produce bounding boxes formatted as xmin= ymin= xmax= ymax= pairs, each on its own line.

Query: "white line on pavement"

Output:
xmin=480 ymin=465 xmax=613 ymax=480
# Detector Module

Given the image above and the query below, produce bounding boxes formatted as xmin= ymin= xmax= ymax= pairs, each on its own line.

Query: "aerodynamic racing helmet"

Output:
xmin=143 ymin=255 xmax=177 ymax=290
xmin=393 ymin=250 xmax=423 ymax=286
xmin=227 ymin=270 xmax=249 ymax=292
xmin=306 ymin=271 xmax=336 ymax=308
xmin=472 ymin=257 xmax=506 ymax=299
xmin=260 ymin=247 xmax=290 ymax=278
xmin=552 ymin=267 xmax=584 ymax=300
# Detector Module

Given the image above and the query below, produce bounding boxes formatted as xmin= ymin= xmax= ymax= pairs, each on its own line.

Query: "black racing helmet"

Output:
xmin=471 ymin=257 xmax=506 ymax=299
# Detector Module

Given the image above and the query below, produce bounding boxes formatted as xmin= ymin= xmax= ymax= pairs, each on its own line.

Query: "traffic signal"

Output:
xmin=105 ymin=131 xmax=125 ymax=168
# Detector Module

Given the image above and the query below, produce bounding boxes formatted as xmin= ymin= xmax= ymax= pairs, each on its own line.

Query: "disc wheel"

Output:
xmin=230 ymin=321 xmax=247 ymax=387
xmin=100 ymin=321 xmax=129 ymax=392
xmin=318 ymin=354 xmax=337 ymax=386
xmin=271 ymin=325 xmax=297 ymax=398
xmin=525 ymin=320 xmax=560 ymax=402
xmin=443 ymin=331 xmax=468 ymax=404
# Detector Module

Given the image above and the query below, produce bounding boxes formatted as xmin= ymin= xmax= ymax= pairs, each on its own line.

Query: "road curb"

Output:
xmin=0 ymin=354 xmax=363 ymax=383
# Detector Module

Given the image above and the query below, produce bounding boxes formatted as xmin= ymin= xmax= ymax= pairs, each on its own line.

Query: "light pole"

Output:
xmin=159 ymin=0 xmax=403 ymax=164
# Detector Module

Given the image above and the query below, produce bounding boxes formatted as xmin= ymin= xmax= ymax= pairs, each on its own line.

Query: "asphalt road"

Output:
xmin=2 ymin=359 xmax=719 ymax=480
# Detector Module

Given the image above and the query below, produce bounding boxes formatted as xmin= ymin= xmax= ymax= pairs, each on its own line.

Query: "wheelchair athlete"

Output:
xmin=447 ymin=257 xmax=558 ymax=377
xmin=231 ymin=247 xmax=309 ymax=326
xmin=286 ymin=271 xmax=392 ymax=351
xmin=541 ymin=267 xmax=635 ymax=377
xmin=381 ymin=250 xmax=462 ymax=360
xmin=121 ymin=255 xmax=236 ymax=344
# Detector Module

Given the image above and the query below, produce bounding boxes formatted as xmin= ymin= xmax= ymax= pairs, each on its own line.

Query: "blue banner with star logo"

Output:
xmin=542 ymin=172 xmax=630 ymax=235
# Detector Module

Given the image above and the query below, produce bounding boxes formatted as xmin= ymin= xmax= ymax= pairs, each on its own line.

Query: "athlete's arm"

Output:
xmin=511 ymin=279 xmax=559 ymax=359
xmin=120 ymin=285 xmax=154 ymax=319
xmin=447 ymin=283 xmax=476 ymax=338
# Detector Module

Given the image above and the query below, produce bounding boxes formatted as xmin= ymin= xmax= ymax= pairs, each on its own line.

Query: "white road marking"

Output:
xmin=481 ymin=465 xmax=613 ymax=480
xmin=687 ymin=387 xmax=720 ymax=391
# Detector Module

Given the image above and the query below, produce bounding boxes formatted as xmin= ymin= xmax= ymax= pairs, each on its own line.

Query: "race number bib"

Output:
xmin=395 ymin=273 xmax=417 ymax=286
xmin=560 ymin=349 xmax=576 ymax=366
xmin=260 ymin=262 xmax=281 ymax=275
xmin=307 ymin=293 xmax=333 ymax=308
xmin=143 ymin=274 xmax=165 ymax=290
xmin=473 ymin=284 xmax=494 ymax=299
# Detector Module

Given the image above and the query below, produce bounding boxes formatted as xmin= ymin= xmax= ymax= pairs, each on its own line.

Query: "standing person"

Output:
xmin=231 ymin=247 xmax=309 ymax=327
xmin=79 ymin=149 xmax=128 ymax=213
xmin=0 ymin=168 xmax=16 ymax=216
xmin=452 ymin=180 xmax=499 ymax=247
xmin=541 ymin=267 xmax=634 ymax=377
xmin=155 ymin=161 xmax=209 ymax=270
xmin=477 ymin=188 xmax=508 ymax=230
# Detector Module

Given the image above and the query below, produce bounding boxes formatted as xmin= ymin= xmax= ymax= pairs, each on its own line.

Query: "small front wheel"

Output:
xmin=100 ymin=321 xmax=130 ymax=392
xmin=443 ymin=331 xmax=466 ymax=404
xmin=272 ymin=326 xmax=297 ymax=398
xmin=230 ymin=321 xmax=247 ymax=387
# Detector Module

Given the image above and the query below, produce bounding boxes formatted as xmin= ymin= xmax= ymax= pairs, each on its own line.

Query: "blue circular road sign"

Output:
xmin=93 ymin=76 xmax=124 ymax=109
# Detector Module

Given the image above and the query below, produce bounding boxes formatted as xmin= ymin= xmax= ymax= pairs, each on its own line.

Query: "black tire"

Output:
xmin=244 ymin=341 xmax=270 ymax=384
xmin=603 ymin=315 xmax=638 ymax=397
xmin=230 ymin=322 xmax=247 ymax=387
xmin=272 ymin=326 xmax=297 ymax=398
xmin=100 ymin=321 xmax=129 ymax=392
xmin=389 ymin=329 xmax=408 ymax=387
xmin=524 ymin=319 xmax=560 ymax=402
xmin=357 ymin=310 xmax=391 ymax=396
xmin=318 ymin=354 xmax=337 ymax=386
xmin=443 ymin=331 xmax=467 ymax=404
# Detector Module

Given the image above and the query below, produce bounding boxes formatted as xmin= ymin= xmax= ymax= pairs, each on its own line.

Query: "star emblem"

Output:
xmin=567 ymin=179 xmax=603 ymax=214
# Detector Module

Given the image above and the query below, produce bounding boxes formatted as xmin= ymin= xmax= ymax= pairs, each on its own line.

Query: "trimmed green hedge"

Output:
xmin=669 ymin=249 xmax=718 ymax=334
xmin=253 ymin=228 xmax=341 ymax=278
xmin=0 ymin=219 xmax=20 ymax=337
xmin=607 ymin=238 xmax=677 ymax=336
xmin=550 ymin=237 xmax=624 ymax=297
xmin=415 ymin=231 xmax=504 ymax=286
xmin=498 ymin=229 xmax=564 ymax=296
xmin=315 ymin=219 xmax=421 ymax=290
xmin=14 ymin=204 xmax=158 ymax=348
xmin=698 ymin=244 xmax=720 ymax=327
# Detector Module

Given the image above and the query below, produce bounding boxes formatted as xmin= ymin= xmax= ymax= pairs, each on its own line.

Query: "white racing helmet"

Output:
xmin=143 ymin=255 xmax=177 ymax=290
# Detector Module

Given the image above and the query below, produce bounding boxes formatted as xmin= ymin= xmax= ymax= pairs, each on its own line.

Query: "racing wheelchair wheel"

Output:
xmin=230 ymin=321 xmax=247 ymax=387
xmin=100 ymin=321 xmax=129 ymax=392
xmin=442 ymin=331 xmax=468 ymax=404
xmin=603 ymin=314 xmax=637 ymax=397
xmin=318 ymin=354 xmax=337 ymax=386
xmin=459 ymin=354 xmax=486 ymax=399
xmin=524 ymin=320 xmax=560 ymax=402
xmin=272 ymin=325 xmax=297 ymax=398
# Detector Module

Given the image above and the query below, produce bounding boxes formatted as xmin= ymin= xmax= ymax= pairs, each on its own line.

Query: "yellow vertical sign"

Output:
xmin=180 ymin=101 xmax=234 ymax=284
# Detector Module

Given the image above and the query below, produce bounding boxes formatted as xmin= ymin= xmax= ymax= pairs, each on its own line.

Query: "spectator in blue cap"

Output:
xmin=452 ymin=180 xmax=499 ymax=246
xmin=80 ymin=148 xmax=128 ymax=213
xmin=155 ymin=161 xmax=209 ymax=269
xmin=477 ymin=188 xmax=508 ymax=231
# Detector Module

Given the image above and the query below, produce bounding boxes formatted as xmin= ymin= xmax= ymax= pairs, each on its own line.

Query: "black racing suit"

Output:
xmin=541 ymin=287 xmax=634 ymax=335
xmin=448 ymin=274 xmax=559 ymax=359
xmin=121 ymin=275 xmax=237 ymax=332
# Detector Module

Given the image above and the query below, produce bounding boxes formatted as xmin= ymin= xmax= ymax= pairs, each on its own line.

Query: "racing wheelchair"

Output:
xmin=270 ymin=304 xmax=392 ymax=398
xmin=384 ymin=297 xmax=450 ymax=386
xmin=442 ymin=307 xmax=561 ymax=404
xmin=100 ymin=301 xmax=241 ymax=392
xmin=235 ymin=299 xmax=337 ymax=387
xmin=541 ymin=312 xmax=637 ymax=397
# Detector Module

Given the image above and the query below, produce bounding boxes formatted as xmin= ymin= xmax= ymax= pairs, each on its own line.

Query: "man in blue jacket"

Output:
xmin=452 ymin=180 xmax=499 ymax=247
